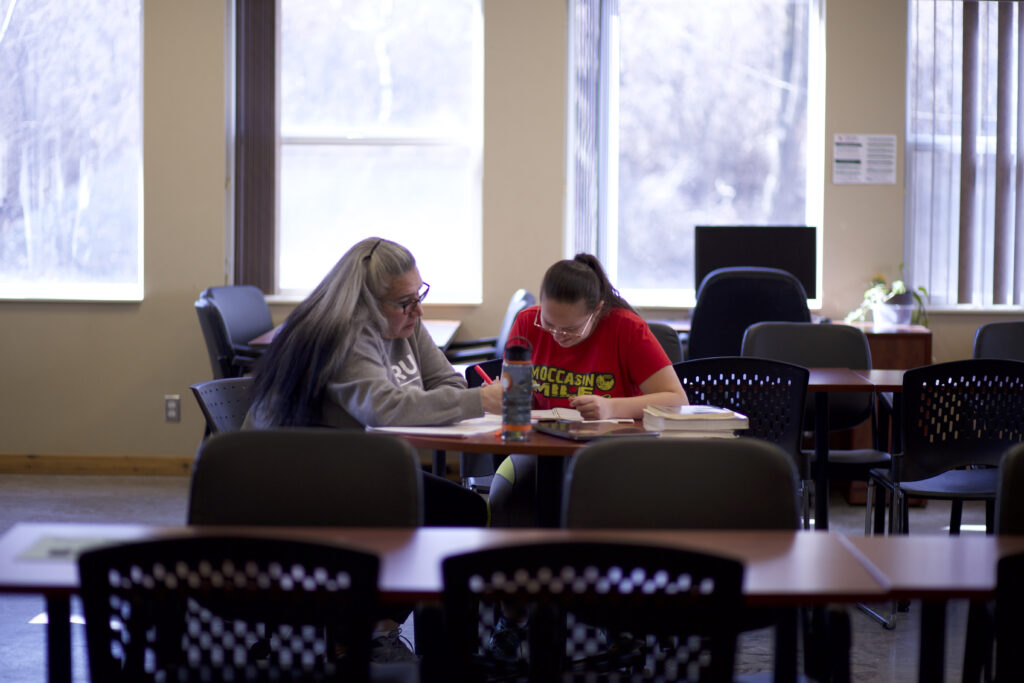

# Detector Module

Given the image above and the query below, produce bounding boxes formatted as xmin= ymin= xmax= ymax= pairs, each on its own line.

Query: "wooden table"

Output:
xmin=842 ymin=533 xmax=1024 ymax=683
xmin=249 ymin=319 xmax=462 ymax=350
xmin=0 ymin=522 xmax=888 ymax=683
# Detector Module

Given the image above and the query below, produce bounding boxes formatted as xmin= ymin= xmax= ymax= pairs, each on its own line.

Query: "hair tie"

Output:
xmin=364 ymin=239 xmax=382 ymax=262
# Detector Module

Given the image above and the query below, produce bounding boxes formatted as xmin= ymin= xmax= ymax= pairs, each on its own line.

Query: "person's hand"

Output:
xmin=480 ymin=382 xmax=504 ymax=414
xmin=569 ymin=395 xmax=615 ymax=420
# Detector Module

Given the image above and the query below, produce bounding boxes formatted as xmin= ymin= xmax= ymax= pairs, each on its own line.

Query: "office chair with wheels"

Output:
xmin=195 ymin=285 xmax=274 ymax=378
xmin=563 ymin=437 xmax=805 ymax=682
xmin=187 ymin=429 xmax=423 ymax=527
xmin=441 ymin=541 xmax=743 ymax=682
xmin=444 ymin=289 xmax=535 ymax=364
xmin=686 ymin=267 xmax=810 ymax=360
xmin=79 ymin=535 xmax=379 ymax=682
xmin=673 ymin=357 xmax=811 ymax=525
xmin=866 ymin=359 xmax=1024 ymax=536
xmin=973 ymin=321 xmax=1024 ymax=361
xmin=190 ymin=376 xmax=253 ymax=435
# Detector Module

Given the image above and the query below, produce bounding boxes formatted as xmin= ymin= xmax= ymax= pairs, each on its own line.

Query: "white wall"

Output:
xmin=0 ymin=0 xmax=1017 ymax=460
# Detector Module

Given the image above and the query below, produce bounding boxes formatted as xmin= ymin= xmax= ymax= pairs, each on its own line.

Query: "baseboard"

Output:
xmin=0 ymin=454 xmax=193 ymax=476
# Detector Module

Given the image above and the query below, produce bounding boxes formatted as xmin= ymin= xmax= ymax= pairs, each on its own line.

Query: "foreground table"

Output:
xmin=0 ymin=522 xmax=885 ymax=683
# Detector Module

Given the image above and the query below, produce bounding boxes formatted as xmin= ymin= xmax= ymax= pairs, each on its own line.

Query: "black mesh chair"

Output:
xmin=190 ymin=377 xmax=253 ymax=436
xmin=562 ymin=437 xmax=806 ymax=682
xmin=441 ymin=541 xmax=743 ymax=682
xmin=866 ymin=359 xmax=1024 ymax=535
xmin=974 ymin=321 xmax=1024 ymax=361
xmin=79 ymin=535 xmax=379 ymax=682
xmin=686 ymin=267 xmax=810 ymax=360
xmin=445 ymin=289 xmax=535 ymax=364
xmin=187 ymin=429 xmax=423 ymax=527
xmin=673 ymin=357 xmax=811 ymax=526
xmin=195 ymin=285 xmax=274 ymax=378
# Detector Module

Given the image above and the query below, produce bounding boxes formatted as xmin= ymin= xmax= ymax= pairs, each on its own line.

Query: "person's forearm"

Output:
xmin=609 ymin=391 xmax=688 ymax=419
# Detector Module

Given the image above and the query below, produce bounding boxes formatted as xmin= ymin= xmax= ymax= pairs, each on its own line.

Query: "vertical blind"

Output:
xmin=908 ymin=0 xmax=1024 ymax=306
xmin=568 ymin=0 xmax=604 ymax=256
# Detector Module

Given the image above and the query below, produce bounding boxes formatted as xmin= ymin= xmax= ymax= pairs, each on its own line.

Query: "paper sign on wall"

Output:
xmin=833 ymin=134 xmax=897 ymax=184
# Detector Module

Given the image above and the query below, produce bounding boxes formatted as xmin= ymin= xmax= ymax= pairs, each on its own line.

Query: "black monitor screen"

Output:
xmin=694 ymin=226 xmax=817 ymax=298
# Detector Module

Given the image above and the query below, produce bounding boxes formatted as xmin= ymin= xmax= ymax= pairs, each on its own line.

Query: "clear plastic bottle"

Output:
xmin=501 ymin=338 xmax=533 ymax=441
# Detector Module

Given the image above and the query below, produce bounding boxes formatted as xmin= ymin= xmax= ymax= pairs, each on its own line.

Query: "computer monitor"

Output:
xmin=694 ymin=225 xmax=817 ymax=299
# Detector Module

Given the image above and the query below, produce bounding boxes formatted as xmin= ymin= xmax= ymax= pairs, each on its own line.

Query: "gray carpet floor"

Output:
xmin=0 ymin=474 xmax=986 ymax=681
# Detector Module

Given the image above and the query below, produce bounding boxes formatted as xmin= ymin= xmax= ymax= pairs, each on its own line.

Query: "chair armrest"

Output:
xmin=444 ymin=337 xmax=500 ymax=363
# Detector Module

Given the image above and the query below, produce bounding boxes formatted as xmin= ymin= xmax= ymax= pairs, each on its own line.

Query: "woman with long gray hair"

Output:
xmin=246 ymin=237 xmax=502 ymax=525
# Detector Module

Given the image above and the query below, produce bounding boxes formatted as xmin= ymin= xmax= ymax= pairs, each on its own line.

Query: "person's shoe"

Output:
xmin=486 ymin=616 xmax=527 ymax=662
xmin=371 ymin=626 xmax=419 ymax=663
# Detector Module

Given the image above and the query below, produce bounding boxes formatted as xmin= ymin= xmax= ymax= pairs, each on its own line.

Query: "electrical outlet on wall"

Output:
xmin=164 ymin=395 xmax=181 ymax=423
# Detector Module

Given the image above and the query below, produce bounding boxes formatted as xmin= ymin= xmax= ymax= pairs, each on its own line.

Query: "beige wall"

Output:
xmin=2 ymin=0 xmax=1021 ymax=460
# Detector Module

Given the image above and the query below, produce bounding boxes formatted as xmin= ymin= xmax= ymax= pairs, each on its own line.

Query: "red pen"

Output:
xmin=473 ymin=364 xmax=494 ymax=385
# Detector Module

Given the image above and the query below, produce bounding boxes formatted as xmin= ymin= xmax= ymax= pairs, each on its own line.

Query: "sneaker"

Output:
xmin=486 ymin=616 xmax=528 ymax=662
xmin=371 ymin=626 xmax=419 ymax=663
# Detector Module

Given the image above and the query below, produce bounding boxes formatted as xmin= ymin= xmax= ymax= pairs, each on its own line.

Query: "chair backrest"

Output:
xmin=562 ymin=437 xmax=800 ymax=530
xmin=996 ymin=551 xmax=1024 ymax=680
xmin=997 ymin=443 xmax=1024 ymax=534
xmin=187 ymin=429 xmax=424 ymax=526
xmin=741 ymin=321 xmax=874 ymax=432
xmin=974 ymin=321 xmax=1024 ymax=361
xmin=442 ymin=541 xmax=742 ymax=681
xmin=79 ymin=535 xmax=378 ymax=682
xmin=495 ymin=288 xmax=536 ymax=357
xmin=195 ymin=285 xmax=273 ymax=378
xmin=190 ymin=377 xmax=253 ymax=434
xmin=464 ymin=357 xmax=503 ymax=389
xmin=194 ymin=297 xmax=234 ymax=378
xmin=687 ymin=267 xmax=810 ymax=360
xmin=648 ymin=322 xmax=684 ymax=363
xmin=900 ymin=359 xmax=1024 ymax=481
xmin=673 ymin=357 xmax=810 ymax=479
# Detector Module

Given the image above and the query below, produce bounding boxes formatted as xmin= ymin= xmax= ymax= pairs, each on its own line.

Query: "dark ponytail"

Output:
xmin=540 ymin=253 xmax=635 ymax=314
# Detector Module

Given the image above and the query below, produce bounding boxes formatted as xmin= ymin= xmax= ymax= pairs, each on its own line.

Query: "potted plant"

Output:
xmin=845 ymin=273 xmax=929 ymax=327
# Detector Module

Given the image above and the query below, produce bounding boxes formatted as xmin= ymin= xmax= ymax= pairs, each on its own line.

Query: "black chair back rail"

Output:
xmin=442 ymin=541 xmax=743 ymax=682
xmin=79 ymin=535 xmax=379 ymax=682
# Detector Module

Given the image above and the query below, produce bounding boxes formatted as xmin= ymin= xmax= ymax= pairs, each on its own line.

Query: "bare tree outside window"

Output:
xmin=278 ymin=0 xmax=482 ymax=302
xmin=0 ymin=0 xmax=142 ymax=300
xmin=608 ymin=0 xmax=818 ymax=305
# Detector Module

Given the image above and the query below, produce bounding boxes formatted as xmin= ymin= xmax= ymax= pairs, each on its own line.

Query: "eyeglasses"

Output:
xmin=533 ymin=309 xmax=596 ymax=340
xmin=383 ymin=282 xmax=430 ymax=314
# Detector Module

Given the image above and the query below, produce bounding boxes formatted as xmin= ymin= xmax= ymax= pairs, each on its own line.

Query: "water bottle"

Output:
xmin=502 ymin=338 xmax=533 ymax=441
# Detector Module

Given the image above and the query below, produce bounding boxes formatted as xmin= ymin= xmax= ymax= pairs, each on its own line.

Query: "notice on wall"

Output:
xmin=833 ymin=134 xmax=897 ymax=184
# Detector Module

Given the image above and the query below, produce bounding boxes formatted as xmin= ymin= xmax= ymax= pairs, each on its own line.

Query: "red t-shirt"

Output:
xmin=507 ymin=305 xmax=671 ymax=410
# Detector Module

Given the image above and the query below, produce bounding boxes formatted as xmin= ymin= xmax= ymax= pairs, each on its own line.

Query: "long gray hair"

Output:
xmin=250 ymin=237 xmax=417 ymax=426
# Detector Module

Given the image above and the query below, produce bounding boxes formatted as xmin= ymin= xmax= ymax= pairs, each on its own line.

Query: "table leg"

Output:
xmin=815 ymin=392 xmax=830 ymax=531
xmin=919 ymin=601 xmax=946 ymax=683
xmin=535 ymin=456 xmax=565 ymax=528
xmin=46 ymin=594 xmax=72 ymax=683
xmin=432 ymin=449 xmax=446 ymax=477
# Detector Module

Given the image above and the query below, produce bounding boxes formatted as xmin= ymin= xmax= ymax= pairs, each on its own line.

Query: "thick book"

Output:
xmin=642 ymin=405 xmax=748 ymax=432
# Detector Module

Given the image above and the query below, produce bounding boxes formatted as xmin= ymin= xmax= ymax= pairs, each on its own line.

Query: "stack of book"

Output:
xmin=642 ymin=405 xmax=749 ymax=438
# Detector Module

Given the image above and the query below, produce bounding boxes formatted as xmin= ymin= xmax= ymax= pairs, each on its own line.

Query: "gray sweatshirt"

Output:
xmin=246 ymin=320 xmax=484 ymax=430
xmin=320 ymin=320 xmax=483 ymax=428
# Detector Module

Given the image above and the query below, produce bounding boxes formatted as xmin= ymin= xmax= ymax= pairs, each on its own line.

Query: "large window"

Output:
xmin=906 ymin=0 xmax=1024 ymax=306
xmin=0 ymin=0 xmax=142 ymax=301
xmin=274 ymin=0 xmax=482 ymax=302
xmin=568 ymin=0 xmax=823 ymax=307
